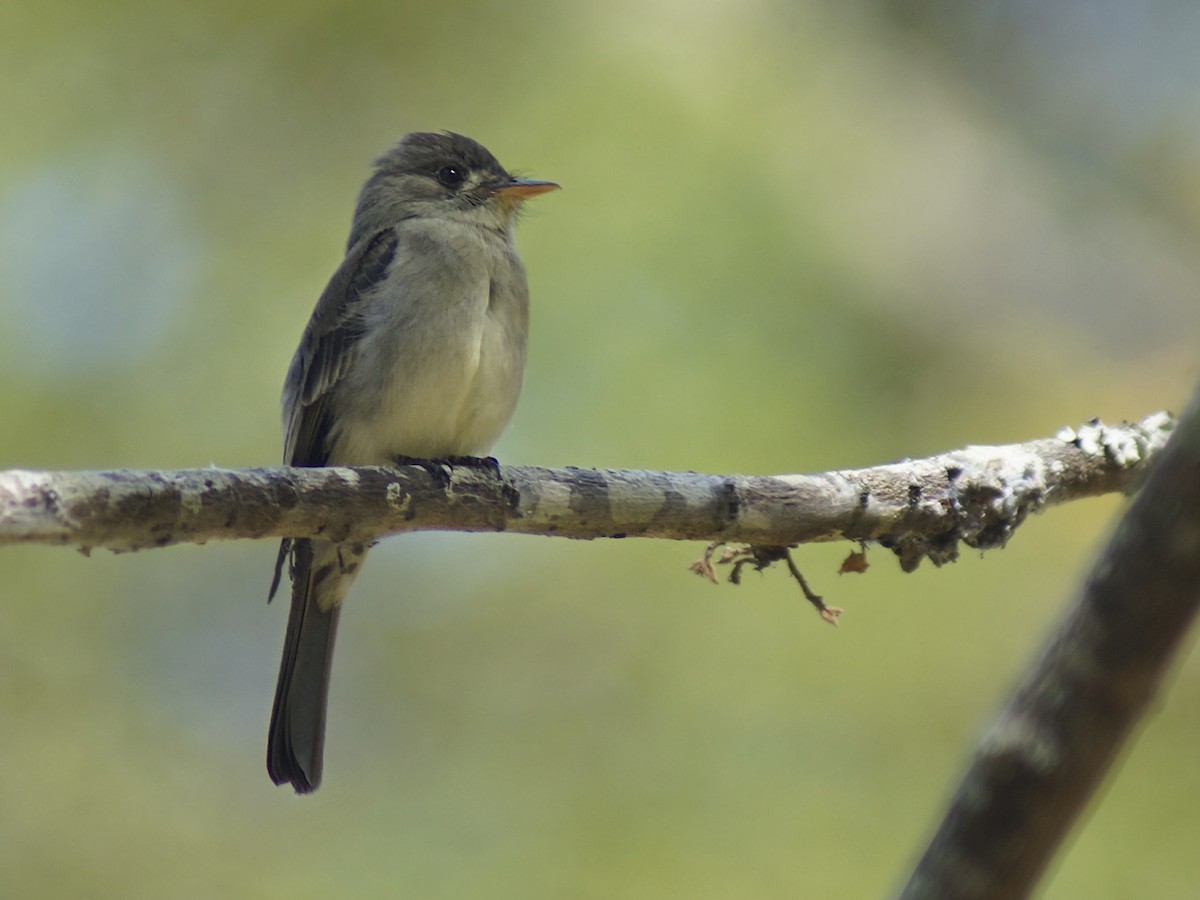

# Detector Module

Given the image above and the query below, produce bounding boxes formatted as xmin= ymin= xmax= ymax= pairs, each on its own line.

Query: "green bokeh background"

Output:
xmin=3 ymin=2 xmax=1199 ymax=897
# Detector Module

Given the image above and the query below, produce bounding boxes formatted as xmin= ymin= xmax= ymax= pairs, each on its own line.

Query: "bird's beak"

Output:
xmin=494 ymin=178 xmax=560 ymax=202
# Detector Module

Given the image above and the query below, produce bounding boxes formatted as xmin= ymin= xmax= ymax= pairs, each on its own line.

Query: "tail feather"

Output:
xmin=267 ymin=538 xmax=363 ymax=793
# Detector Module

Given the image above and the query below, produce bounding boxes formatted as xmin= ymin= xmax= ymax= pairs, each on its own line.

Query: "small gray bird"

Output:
xmin=267 ymin=132 xmax=558 ymax=793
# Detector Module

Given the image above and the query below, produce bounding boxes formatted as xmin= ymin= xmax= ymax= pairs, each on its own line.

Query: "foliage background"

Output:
xmin=2 ymin=1 xmax=1198 ymax=896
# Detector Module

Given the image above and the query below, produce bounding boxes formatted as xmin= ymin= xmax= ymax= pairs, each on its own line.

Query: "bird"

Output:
xmin=267 ymin=131 xmax=558 ymax=793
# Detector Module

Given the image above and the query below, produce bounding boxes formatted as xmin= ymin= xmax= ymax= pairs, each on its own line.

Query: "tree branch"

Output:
xmin=0 ymin=414 xmax=1173 ymax=570
xmin=898 ymin=398 xmax=1200 ymax=899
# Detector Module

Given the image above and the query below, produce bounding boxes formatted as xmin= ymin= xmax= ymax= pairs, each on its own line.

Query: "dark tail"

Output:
xmin=267 ymin=538 xmax=362 ymax=793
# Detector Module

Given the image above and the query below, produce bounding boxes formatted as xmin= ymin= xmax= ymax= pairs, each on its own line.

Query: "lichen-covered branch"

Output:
xmin=898 ymin=399 xmax=1200 ymax=899
xmin=0 ymin=414 xmax=1172 ymax=569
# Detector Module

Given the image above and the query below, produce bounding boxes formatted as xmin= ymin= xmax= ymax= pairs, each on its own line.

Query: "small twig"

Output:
xmin=780 ymin=547 xmax=842 ymax=625
xmin=691 ymin=541 xmax=842 ymax=625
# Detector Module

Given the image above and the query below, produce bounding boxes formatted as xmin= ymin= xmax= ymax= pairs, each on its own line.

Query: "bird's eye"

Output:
xmin=437 ymin=165 xmax=466 ymax=189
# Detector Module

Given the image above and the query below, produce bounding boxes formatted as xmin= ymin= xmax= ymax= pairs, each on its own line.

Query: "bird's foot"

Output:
xmin=394 ymin=454 xmax=452 ymax=488
xmin=393 ymin=454 xmax=502 ymax=486
xmin=441 ymin=455 xmax=502 ymax=477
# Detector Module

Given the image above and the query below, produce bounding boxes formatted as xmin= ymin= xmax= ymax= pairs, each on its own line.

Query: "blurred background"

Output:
xmin=2 ymin=1 xmax=1198 ymax=896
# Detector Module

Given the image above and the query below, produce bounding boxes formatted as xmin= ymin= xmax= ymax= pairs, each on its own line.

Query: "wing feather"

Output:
xmin=282 ymin=228 xmax=400 ymax=467
xmin=270 ymin=227 xmax=400 ymax=601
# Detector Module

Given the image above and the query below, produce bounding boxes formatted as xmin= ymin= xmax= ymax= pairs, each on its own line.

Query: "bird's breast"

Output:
xmin=327 ymin=224 xmax=529 ymax=464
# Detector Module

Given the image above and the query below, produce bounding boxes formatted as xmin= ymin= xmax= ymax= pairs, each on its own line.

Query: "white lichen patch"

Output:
xmin=1059 ymin=412 xmax=1174 ymax=467
xmin=529 ymin=478 xmax=574 ymax=523
xmin=179 ymin=478 xmax=210 ymax=516
xmin=385 ymin=481 xmax=411 ymax=514
xmin=954 ymin=446 xmax=1049 ymax=516
xmin=330 ymin=467 xmax=361 ymax=486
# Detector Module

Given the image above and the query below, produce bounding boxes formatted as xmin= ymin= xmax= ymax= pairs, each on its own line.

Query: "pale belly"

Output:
xmin=327 ymin=306 xmax=525 ymax=464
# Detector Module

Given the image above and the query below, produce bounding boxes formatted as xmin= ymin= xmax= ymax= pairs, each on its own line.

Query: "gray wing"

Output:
xmin=282 ymin=227 xmax=400 ymax=467
xmin=269 ymin=227 xmax=398 ymax=601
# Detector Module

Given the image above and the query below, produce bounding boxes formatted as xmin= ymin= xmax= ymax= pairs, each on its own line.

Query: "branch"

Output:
xmin=0 ymin=414 xmax=1173 ymax=570
xmin=898 ymin=398 xmax=1200 ymax=898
